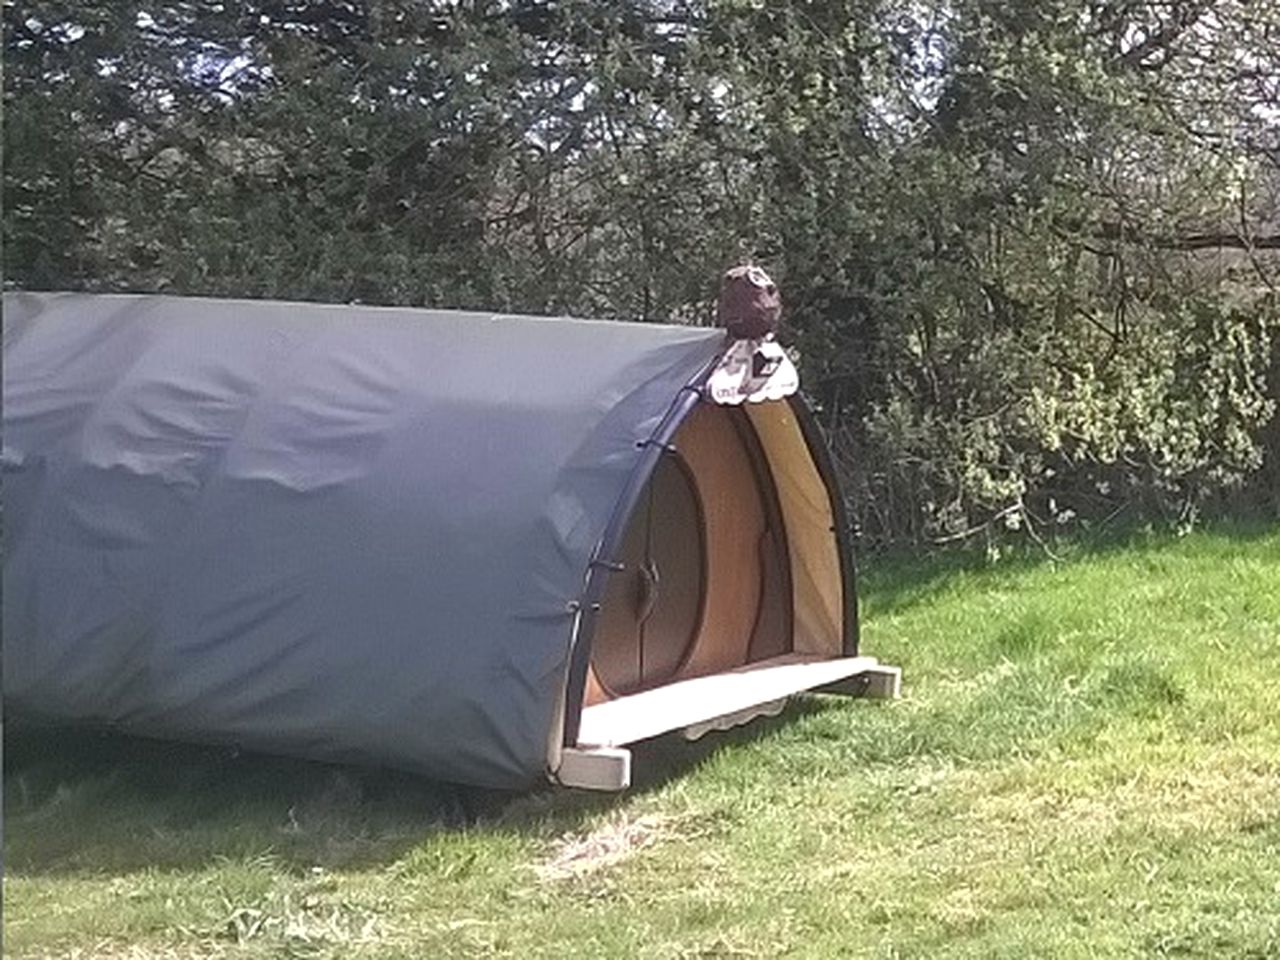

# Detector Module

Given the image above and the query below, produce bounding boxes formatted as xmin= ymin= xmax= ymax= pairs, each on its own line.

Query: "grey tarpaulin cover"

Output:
xmin=3 ymin=292 xmax=725 ymax=787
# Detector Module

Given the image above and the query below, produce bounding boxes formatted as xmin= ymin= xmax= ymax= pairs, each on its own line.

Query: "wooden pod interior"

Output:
xmin=585 ymin=400 xmax=835 ymax=706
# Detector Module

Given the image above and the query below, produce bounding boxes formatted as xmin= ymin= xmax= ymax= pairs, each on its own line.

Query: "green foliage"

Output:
xmin=4 ymin=1 xmax=1277 ymax=547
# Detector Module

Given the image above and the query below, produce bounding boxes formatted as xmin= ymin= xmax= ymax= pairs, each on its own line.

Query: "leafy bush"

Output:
xmin=5 ymin=1 xmax=1277 ymax=548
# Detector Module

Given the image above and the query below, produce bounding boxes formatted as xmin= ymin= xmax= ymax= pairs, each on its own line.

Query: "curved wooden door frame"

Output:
xmin=589 ymin=450 xmax=708 ymax=699
xmin=588 ymin=404 xmax=793 ymax=700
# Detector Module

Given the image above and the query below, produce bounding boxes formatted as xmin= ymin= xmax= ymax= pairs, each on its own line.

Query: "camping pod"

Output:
xmin=2 ymin=292 xmax=899 ymax=790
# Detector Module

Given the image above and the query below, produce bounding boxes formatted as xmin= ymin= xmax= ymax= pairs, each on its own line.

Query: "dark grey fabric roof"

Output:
xmin=3 ymin=292 xmax=725 ymax=787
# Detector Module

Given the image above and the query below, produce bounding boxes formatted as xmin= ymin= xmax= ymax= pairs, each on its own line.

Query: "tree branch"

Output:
xmin=1093 ymin=223 xmax=1280 ymax=251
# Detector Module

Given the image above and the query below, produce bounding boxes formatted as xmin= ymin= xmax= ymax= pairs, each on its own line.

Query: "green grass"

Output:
xmin=5 ymin=527 xmax=1279 ymax=959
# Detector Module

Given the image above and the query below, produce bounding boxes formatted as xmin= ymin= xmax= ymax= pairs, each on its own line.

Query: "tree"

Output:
xmin=5 ymin=1 xmax=1276 ymax=546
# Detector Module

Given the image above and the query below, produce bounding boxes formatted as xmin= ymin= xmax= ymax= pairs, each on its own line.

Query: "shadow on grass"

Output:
xmin=3 ymin=698 xmax=833 ymax=878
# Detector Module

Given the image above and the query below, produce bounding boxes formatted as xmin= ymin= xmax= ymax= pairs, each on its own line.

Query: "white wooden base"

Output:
xmin=816 ymin=664 xmax=902 ymax=700
xmin=576 ymin=653 xmax=891 ymax=748
xmin=553 ymin=655 xmax=903 ymax=791
xmin=554 ymin=745 xmax=632 ymax=791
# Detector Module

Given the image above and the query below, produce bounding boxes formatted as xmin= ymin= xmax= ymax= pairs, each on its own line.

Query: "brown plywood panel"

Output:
xmin=746 ymin=402 xmax=843 ymax=657
xmin=641 ymin=456 xmax=705 ymax=683
xmin=748 ymin=526 xmax=791 ymax=662
xmin=588 ymin=401 xmax=806 ymax=704
xmin=591 ymin=455 xmax=707 ymax=698
xmin=591 ymin=486 xmax=650 ymax=695
xmin=672 ymin=404 xmax=765 ymax=678
xmin=584 ymin=665 xmax=610 ymax=707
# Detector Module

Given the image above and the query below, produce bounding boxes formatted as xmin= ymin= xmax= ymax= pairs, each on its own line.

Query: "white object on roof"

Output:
xmin=707 ymin=337 xmax=799 ymax=405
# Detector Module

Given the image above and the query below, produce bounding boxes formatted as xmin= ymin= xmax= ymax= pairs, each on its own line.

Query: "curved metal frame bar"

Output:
xmin=561 ymin=374 xmax=712 ymax=746
xmin=590 ymin=449 xmax=709 ymax=699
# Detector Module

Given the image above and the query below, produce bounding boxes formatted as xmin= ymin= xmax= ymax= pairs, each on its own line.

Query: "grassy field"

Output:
xmin=4 ymin=527 xmax=1279 ymax=959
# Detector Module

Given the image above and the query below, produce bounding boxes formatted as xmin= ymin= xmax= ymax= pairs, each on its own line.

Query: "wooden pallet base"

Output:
xmin=553 ymin=654 xmax=902 ymax=791
xmin=555 ymin=745 xmax=633 ymax=791
xmin=816 ymin=663 xmax=902 ymax=700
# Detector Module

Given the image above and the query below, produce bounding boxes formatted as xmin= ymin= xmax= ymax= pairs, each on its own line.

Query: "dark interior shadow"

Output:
xmin=4 ymin=697 xmax=835 ymax=877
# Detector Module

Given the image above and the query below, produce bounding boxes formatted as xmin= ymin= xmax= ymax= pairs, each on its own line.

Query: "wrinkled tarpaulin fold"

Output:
xmin=3 ymin=292 xmax=725 ymax=787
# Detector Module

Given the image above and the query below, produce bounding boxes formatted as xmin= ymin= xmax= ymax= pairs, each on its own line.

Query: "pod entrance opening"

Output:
xmin=588 ymin=405 xmax=792 ymax=704
xmin=592 ymin=454 xmax=705 ymax=696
